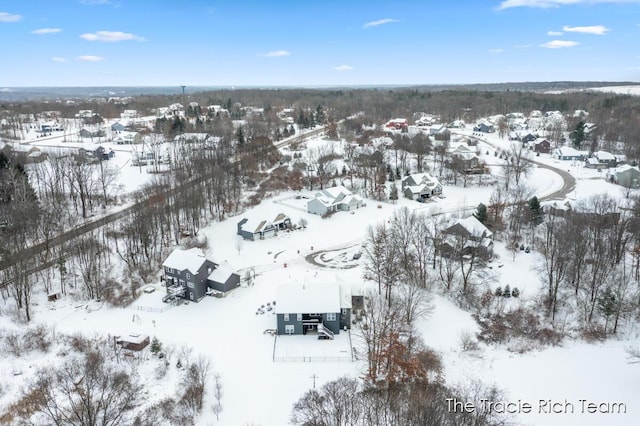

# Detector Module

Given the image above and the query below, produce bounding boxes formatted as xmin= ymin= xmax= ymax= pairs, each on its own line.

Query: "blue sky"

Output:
xmin=1 ymin=0 xmax=639 ymax=87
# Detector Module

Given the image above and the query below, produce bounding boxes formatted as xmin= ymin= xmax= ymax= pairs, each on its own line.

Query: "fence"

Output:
xmin=272 ymin=195 xmax=308 ymax=213
xmin=132 ymin=304 xmax=173 ymax=314
xmin=273 ymin=356 xmax=353 ymax=363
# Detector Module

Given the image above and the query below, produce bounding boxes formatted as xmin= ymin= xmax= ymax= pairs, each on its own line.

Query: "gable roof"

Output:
xmin=276 ymin=282 xmax=341 ymax=314
xmin=447 ymin=216 xmax=492 ymax=239
xmin=594 ymin=150 xmax=615 ymax=161
xmin=162 ymin=248 xmax=209 ymax=274
xmin=239 ymin=218 xmax=272 ymax=234
xmin=207 ymin=262 xmax=235 ymax=283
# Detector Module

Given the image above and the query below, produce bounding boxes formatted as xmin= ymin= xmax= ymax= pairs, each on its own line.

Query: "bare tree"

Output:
xmin=507 ymin=142 xmax=533 ymax=187
xmin=536 ymin=213 xmax=571 ymax=321
xmin=15 ymin=350 xmax=142 ymax=426
xmin=181 ymin=355 xmax=211 ymax=417
xmin=212 ymin=372 xmax=223 ymax=421
xmin=363 ymin=224 xmax=401 ymax=303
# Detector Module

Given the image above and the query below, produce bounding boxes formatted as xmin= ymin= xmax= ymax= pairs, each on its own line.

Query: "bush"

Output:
xmin=503 ymin=285 xmax=511 ymax=298
xmin=511 ymin=287 xmax=520 ymax=298
xmin=24 ymin=325 xmax=51 ymax=353
xmin=494 ymin=287 xmax=502 ymax=297
xmin=459 ymin=330 xmax=480 ymax=352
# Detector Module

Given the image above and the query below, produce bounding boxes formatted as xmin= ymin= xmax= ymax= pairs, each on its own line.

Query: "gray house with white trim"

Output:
xmin=162 ymin=248 xmax=240 ymax=302
xmin=276 ymin=282 xmax=352 ymax=337
xmin=237 ymin=213 xmax=292 ymax=240
xmin=307 ymin=186 xmax=363 ymax=216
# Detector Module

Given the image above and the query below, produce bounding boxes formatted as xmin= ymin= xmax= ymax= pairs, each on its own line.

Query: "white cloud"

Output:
xmin=547 ymin=30 xmax=564 ymax=35
xmin=0 ymin=12 xmax=22 ymax=22
xmin=80 ymin=31 xmax=145 ymax=42
xmin=489 ymin=48 xmax=504 ymax=53
xmin=52 ymin=57 xmax=67 ymax=63
xmin=540 ymin=39 xmax=579 ymax=48
xmin=261 ymin=50 xmax=291 ymax=57
xmin=32 ymin=28 xmax=62 ymax=35
xmin=363 ymin=18 xmax=399 ymax=28
xmin=334 ymin=65 xmax=353 ymax=71
xmin=498 ymin=0 xmax=640 ymax=9
xmin=76 ymin=55 xmax=104 ymax=62
xmin=562 ymin=24 xmax=610 ymax=34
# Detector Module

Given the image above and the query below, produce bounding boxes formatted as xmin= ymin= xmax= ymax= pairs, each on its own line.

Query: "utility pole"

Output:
xmin=310 ymin=374 xmax=318 ymax=389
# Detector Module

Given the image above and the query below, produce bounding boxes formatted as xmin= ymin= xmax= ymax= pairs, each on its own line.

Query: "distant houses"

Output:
xmin=307 ymin=186 xmax=364 ymax=216
xmin=162 ymin=248 xmax=240 ymax=303
xmin=554 ymin=146 xmax=588 ymax=161
xmin=237 ymin=213 xmax=292 ymax=240
xmin=275 ymin=282 xmax=353 ymax=337
xmin=385 ymin=118 xmax=408 ymax=131
xmin=609 ymin=165 xmax=640 ymax=189
xmin=114 ymin=131 xmax=142 ymax=145
xmin=401 ymin=173 xmax=443 ymax=201
xmin=528 ymin=138 xmax=551 ymax=154
xmin=473 ymin=121 xmax=495 ymax=133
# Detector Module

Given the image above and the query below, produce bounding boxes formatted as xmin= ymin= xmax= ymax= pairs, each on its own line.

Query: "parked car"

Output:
xmin=353 ymin=251 xmax=362 ymax=260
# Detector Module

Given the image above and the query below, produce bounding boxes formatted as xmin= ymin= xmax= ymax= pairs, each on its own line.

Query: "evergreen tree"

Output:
xmin=389 ymin=184 xmax=399 ymax=203
xmin=503 ymin=284 xmax=511 ymax=298
xmin=570 ymin=120 xmax=586 ymax=148
xmin=150 ymin=337 xmax=161 ymax=355
xmin=528 ymin=196 xmax=543 ymax=225
xmin=597 ymin=288 xmax=617 ymax=332
xmin=315 ymin=105 xmax=326 ymax=124
xmin=236 ymin=126 xmax=245 ymax=146
xmin=473 ymin=203 xmax=488 ymax=224
xmin=289 ymin=124 xmax=296 ymax=135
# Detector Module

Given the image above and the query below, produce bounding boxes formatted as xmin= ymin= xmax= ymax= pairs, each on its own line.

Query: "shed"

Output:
xmin=116 ymin=334 xmax=150 ymax=351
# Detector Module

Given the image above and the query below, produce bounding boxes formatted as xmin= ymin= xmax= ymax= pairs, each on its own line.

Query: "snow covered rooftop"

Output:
xmin=240 ymin=218 xmax=270 ymax=234
xmin=208 ymin=262 xmax=235 ymax=283
xmin=162 ymin=248 xmax=207 ymax=274
xmin=594 ymin=150 xmax=615 ymax=161
xmin=276 ymin=282 xmax=341 ymax=314
xmin=456 ymin=216 xmax=492 ymax=238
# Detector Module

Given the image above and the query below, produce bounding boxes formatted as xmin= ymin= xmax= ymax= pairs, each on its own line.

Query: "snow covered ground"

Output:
xmin=3 ymin=131 xmax=640 ymax=425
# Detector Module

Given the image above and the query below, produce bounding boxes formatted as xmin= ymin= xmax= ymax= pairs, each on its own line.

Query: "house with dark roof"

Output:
xmin=162 ymin=248 xmax=240 ymax=302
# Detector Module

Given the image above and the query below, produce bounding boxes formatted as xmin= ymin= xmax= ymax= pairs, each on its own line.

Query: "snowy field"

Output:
xmin=3 ymin=131 xmax=640 ymax=425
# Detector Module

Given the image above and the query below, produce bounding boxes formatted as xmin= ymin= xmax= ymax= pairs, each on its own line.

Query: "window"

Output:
xmin=326 ymin=313 xmax=336 ymax=321
xmin=296 ymin=313 xmax=302 ymax=321
xmin=187 ymin=281 xmax=195 ymax=289
xmin=285 ymin=325 xmax=294 ymax=335
xmin=186 ymin=273 xmax=191 ymax=280
xmin=284 ymin=314 xmax=289 ymax=322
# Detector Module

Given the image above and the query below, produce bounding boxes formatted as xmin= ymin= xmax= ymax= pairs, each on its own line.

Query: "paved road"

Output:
xmin=0 ymin=127 xmax=325 ymax=286
xmin=460 ymin=132 xmax=576 ymax=201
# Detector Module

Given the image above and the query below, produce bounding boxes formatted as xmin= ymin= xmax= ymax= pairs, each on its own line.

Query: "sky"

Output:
xmin=1 ymin=0 xmax=640 ymax=87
